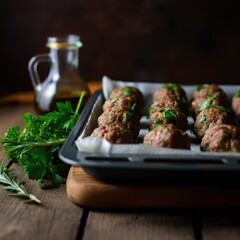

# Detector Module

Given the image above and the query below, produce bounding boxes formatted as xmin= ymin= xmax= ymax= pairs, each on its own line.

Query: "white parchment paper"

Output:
xmin=75 ymin=76 xmax=240 ymax=157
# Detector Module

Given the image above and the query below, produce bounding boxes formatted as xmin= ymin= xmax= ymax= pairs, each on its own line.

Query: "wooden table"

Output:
xmin=1 ymin=82 xmax=240 ymax=240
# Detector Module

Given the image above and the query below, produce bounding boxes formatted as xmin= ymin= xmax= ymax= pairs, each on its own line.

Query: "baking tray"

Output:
xmin=59 ymin=80 xmax=240 ymax=185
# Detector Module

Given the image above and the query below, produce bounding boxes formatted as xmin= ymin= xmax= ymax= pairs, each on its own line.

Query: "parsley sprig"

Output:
xmin=123 ymin=87 xmax=133 ymax=96
xmin=163 ymin=109 xmax=177 ymax=121
xmin=0 ymin=92 xmax=86 ymax=187
xmin=235 ymin=89 xmax=240 ymax=97
xmin=162 ymin=83 xmax=180 ymax=91
xmin=197 ymin=84 xmax=212 ymax=90
xmin=199 ymin=94 xmax=218 ymax=112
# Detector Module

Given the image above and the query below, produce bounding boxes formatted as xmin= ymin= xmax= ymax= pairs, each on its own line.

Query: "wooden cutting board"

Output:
xmin=66 ymin=166 xmax=240 ymax=209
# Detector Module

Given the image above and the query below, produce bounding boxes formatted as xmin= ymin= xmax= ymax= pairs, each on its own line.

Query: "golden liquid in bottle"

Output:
xmin=34 ymin=90 xmax=90 ymax=115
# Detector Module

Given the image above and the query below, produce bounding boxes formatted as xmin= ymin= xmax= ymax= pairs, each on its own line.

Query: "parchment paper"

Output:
xmin=75 ymin=76 xmax=240 ymax=158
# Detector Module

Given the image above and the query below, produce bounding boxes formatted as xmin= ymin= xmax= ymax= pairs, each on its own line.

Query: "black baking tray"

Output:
xmin=59 ymin=89 xmax=240 ymax=185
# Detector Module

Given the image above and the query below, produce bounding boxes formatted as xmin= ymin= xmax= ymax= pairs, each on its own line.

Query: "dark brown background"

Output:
xmin=1 ymin=0 xmax=240 ymax=95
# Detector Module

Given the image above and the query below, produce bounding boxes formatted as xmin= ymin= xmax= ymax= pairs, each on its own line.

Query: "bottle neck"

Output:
xmin=50 ymin=47 xmax=79 ymax=74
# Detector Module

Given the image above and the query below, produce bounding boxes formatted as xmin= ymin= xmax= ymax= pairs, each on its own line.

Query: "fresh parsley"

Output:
xmin=0 ymin=92 xmax=86 ymax=188
xmin=235 ymin=89 xmax=240 ymax=97
xmin=202 ymin=146 xmax=209 ymax=152
xmin=197 ymin=84 xmax=212 ymax=90
xmin=130 ymin=103 xmax=137 ymax=111
xmin=146 ymin=106 xmax=152 ymax=119
xmin=199 ymin=115 xmax=207 ymax=123
xmin=199 ymin=94 xmax=218 ymax=112
xmin=111 ymin=97 xmax=119 ymax=103
xmin=123 ymin=87 xmax=133 ymax=96
xmin=199 ymin=100 xmax=211 ymax=112
xmin=162 ymin=83 xmax=180 ymax=91
xmin=153 ymin=119 xmax=162 ymax=125
xmin=163 ymin=109 xmax=177 ymax=121
xmin=123 ymin=110 xmax=134 ymax=121
xmin=213 ymin=106 xmax=232 ymax=113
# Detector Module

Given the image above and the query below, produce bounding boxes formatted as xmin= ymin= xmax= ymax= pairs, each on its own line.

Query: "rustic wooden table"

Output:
xmin=0 ymin=82 xmax=240 ymax=240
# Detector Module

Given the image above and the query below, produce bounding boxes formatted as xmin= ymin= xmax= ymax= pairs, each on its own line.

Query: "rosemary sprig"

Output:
xmin=0 ymin=162 xmax=41 ymax=204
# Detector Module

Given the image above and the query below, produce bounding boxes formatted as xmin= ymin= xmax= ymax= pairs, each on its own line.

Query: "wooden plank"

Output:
xmin=0 ymin=104 xmax=30 ymax=133
xmin=0 ymin=164 xmax=83 ymax=240
xmin=67 ymin=166 xmax=240 ymax=208
xmin=0 ymin=104 xmax=84 ymax=240
xmin=83 ymin=211 xmax=195 ymax=240
xmin=201 ymin=211 xmax=240 ymax=240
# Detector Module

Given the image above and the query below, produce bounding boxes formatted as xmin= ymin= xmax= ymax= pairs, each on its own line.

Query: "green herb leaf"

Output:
xmin=112 ymin=97 xmax=119 ymax=103
xmin=199 ymin=94 xmax=218 ymax=112
xmin=146 ymin=106 xmax=152 ymax=119
xmin=130 ymin=103 xmax=137 ymax=111
xmin=197 ymin=84 xmax=211 ymax=90
xmin=202 ymin=146 xmax=209 ymax=152
xmin=208 ymin=93 xmax=218 ymax=100
xmin=123 ymin=111 xmax=134 ymax=121
xmin=153 ymin=119 xmax=162 ymax=124
xmin=0 ymin=92 xmax=86 ymax=187
xmin=163 ymin=109 xmax=177 ymax=121
xmin=162 ymin=83 xmax=180 ymax=91
xmin=235 ymin=89 xmax=240 ymax=97
xmin=199 ymin=99 xmax=212 ymax=111
xmin=213 ymin=106 xmax=232 ymax=113
xmin=123 ymin=87 xmax=133 ymax=96
xmin=199 ymin=115 xmax=207 ymax=123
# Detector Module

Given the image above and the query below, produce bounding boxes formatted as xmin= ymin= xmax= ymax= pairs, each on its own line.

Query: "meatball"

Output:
xmin=194 ymin=107 xmax=236 ymax=139
xmin=109 ymin=86 xmax=145 ymax=106
xmin=150 ymin=96 xmax=188 ymax=115
xmin=232 ymin=91 xmax=240 ymax=120
xmin=191 ymin=94 xmax=226 ymax=116
xmin=98 ymin=107 xmax=140 ymax=138
xmin=192 ymin=84 xmax=227 ymax=101
xmin=200 ymin=124 xmax=240 ymax=152
xmin=153 ymin=83 xmax=188 ymax=102
xmin=149 ymin=108 xmax=188 ymax=131
xmin=143 ymin=124 xmax=190 ymax=149
xmin=91 ymin=124 xmax=134 ymax=144
xmin=103 ymin=96 xmax=141 ymax=117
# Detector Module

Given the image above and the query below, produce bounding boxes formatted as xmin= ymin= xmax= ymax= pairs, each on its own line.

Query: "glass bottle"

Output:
xmin=28 ymin=34 xmax=90 ymax=114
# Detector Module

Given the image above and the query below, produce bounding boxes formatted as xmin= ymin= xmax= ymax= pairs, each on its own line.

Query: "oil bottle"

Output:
xmin=28 ymin=34 xmax=90 ymax=114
